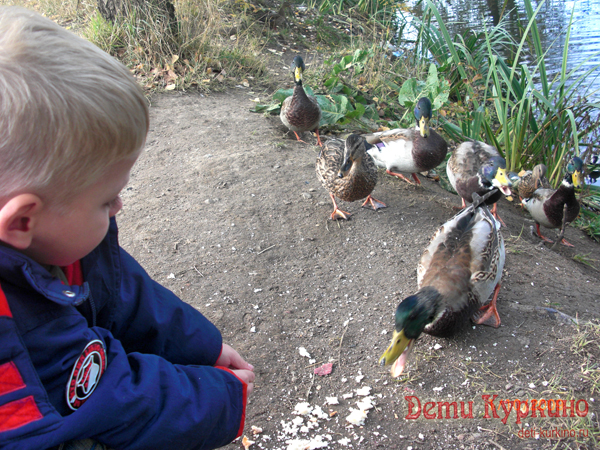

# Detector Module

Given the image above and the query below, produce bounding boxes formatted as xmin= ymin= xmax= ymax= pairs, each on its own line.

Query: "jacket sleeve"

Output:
xmin=4 ymin=321 xmax=246 ymax=450
xmin=68 ymin=329 xmax=247 ymax=450
xmin=84 ymin=218 xmax=223 ymax=367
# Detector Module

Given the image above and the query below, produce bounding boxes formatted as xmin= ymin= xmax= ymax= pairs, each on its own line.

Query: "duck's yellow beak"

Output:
xmin=379 ymin=329 xmax=413 ymax=377
xmin=419 ymin=116 xmax=430 ymax=138
xmin=493 ymin=168 xmax=512 ymax=196
xmin=572 ymin=170 xmax=583 ymax=187
xmin=294 ymin=66 xmax=303 ymax=83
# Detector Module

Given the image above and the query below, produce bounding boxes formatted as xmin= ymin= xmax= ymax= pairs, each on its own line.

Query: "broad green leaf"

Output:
xmin=425 ymin=64 xmax=440 ymax=93
xmin=344 ymin=102 xmax=365 ymax=120
xmin=273 ymin=88 xmax=293 ymax=104
xmin=324 ymin=76 xmax=339 ymax=88
xmin=362 ymin=104 xmax=379 ymax=121
xmin=250 ymin=103 xmax=281 ymax=114
xmin=398 ymin=78 xmax=419 ymax=107
xmin=316 ymin=96 xmax=345 ymax=126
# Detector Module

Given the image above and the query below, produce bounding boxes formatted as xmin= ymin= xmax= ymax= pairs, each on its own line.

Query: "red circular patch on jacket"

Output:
xmin=66 ymin=339 xmax=106 ymax=411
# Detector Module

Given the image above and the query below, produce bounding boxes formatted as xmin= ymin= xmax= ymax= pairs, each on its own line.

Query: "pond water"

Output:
xmin=399 ymin=0 xmax=600 ymax=101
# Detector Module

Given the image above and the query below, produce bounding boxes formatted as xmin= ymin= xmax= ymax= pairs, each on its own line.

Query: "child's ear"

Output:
xmin=0 ymin=194 xmax=43 ymax=250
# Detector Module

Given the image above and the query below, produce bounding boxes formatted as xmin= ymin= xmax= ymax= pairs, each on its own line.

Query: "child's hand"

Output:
xmin=217 ymin=344 xmax=255 ymax=394
xmin=217 ymin=344 xmax=254 ymax=371
xmin=231 ymin=369 xmax=255 ymax=395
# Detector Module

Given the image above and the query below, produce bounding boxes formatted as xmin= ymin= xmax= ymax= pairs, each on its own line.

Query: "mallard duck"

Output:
xmin=364 ymin=97 xmax=448 ymax=185
xmin=516 ymin=164 xmax=551 ymax=200
xmin=280 ymin=55 xmax=322 ymax=146
xmin=567 ymin=155 xmax=584 ymax=179
xmin=446 ymin=140 xmax=512 ymax=225
xmin=379 ymin=193 xmax=504 ymax=377
xmin=522 ymin=157 xmax=583 ymax=247
xmin=316 ymin=134 xmax=385 ymax=220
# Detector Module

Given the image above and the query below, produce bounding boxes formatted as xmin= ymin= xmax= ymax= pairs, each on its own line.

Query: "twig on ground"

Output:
xmin=257 ymin=244 xmax=276 ymax=255
xmin=306 ymin=374 xmax=315 ymax=401
xmin=337 ymin=322 xmax=348 ymax=368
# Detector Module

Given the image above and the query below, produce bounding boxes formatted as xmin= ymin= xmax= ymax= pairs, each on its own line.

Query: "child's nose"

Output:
xmin=109 ymin=196 xmax=123 ymax=217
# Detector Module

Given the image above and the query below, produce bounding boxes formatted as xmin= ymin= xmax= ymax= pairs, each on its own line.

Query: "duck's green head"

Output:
xmin=291 ymin=56 xmax=305 ymax=85
xmin=379 ymin=287 xmax=440 ymax=377
xmin=338 ymin=134 xmax=366 ymax=178
xmin=567 ymin=156 xmax=584 ymax=187
xmin=480 ymin=156 xmax=512 ymax=196
xmin=414 ymin=97 xmax=433 ymax=138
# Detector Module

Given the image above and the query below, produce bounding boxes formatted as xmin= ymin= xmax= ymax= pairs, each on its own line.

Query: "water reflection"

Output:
xmin=400 ymin=0 xmax=600 ymax=99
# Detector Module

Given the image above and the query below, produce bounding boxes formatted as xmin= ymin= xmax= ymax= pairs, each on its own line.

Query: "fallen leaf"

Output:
xmin=313 ymin=362 xmax=333 ymax=376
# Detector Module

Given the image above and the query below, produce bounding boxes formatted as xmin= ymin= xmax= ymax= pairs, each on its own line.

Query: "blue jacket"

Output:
xmin=0 ymin=218 xmax=246 ymax=449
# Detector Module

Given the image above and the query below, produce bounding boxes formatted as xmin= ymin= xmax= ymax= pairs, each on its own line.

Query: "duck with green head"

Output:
xmin=380 ymin=194 xmax=504 ymax=377
xmin=522 ymin=156 xmax=583 ymax=247
xmin=363 ymin=97 xmax=448 ymax=185
xmin=316 ymin=134 xmax=386 ymax=220
xmin=280 ymin=55 xmax=322 ymax=146
xmin=446 ymin=140 xmax=512 ymax=226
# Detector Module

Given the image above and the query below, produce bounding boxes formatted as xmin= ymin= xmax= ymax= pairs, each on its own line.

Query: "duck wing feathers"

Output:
xmin=447 ymin=141 xmax=503 ymax=204
xmin=417 ymin=205 xmax=504 ymax=336
xmin=364 ymin=127 xmax=448 ymax=173
xmin=525 ymin=186 xmax=580 ymax=229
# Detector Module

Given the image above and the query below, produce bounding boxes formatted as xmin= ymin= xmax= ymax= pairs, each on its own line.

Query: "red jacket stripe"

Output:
xmin=0 ymin=395 xmax=43 ymax=433
xmin=216 ymin=367 xmax=247 ymax=439
xmin=61 ymin=260 xmax=84 ymax=286
xmin=0 ymin=362 xmax=26 ymax=397
xmin=0 ymin=285 xmax=11 ymax=317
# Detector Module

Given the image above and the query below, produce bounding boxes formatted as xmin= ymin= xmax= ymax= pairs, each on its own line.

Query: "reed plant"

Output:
xmin=416 ymin=0 xmax=600 ymax=187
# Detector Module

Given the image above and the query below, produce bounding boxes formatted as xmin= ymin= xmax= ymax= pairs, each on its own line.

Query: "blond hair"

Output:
xmin=0 ymin=6 xmax=149 ymax=207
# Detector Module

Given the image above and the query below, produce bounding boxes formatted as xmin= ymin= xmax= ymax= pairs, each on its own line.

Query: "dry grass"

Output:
xmin=4 ymin=0 xmax=271 ymax=91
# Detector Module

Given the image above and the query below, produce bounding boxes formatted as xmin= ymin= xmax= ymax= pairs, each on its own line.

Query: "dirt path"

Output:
xmin=118 ymin=90 xmax=600 ymax=449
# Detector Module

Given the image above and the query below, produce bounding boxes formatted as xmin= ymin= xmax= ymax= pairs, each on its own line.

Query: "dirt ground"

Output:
xmin=116 ymin=86 xmax=600 ymax=449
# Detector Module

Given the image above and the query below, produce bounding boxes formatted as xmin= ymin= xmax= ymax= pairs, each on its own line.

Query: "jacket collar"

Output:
xmin=0 ymin=244 xmax=91 ymax=308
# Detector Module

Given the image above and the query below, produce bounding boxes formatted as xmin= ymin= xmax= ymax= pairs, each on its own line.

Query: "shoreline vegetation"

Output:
xmin=5 ymin=0 xmax=600 ymax=238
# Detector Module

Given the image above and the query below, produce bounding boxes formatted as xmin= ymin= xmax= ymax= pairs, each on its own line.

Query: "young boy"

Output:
xmin=0 ymin=7 xmax=254 ymax=450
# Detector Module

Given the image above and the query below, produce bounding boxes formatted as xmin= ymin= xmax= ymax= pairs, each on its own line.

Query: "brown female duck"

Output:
xmin=516 ymin=163 xmax=551 ymax=200
xmin=316 ymin=134 xmax=385 ymax=220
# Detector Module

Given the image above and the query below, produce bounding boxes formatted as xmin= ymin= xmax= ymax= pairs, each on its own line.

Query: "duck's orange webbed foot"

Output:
xmin=329 ymin=193 xmax=351 ymax=220
xmin=472 ymin=283 xmax=501 ymax=328
xmin=292 ymin=131 xmax=310 ymax=145
xmin=559 ymin=238 xmax=575 ymax=247
xmin=534 ymin=223 xmax=554 ymax=244
xmin=361 ymin=195 xmax=386 ymax=211
xmin=386 ymin=170 xmax=417 ymax=185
